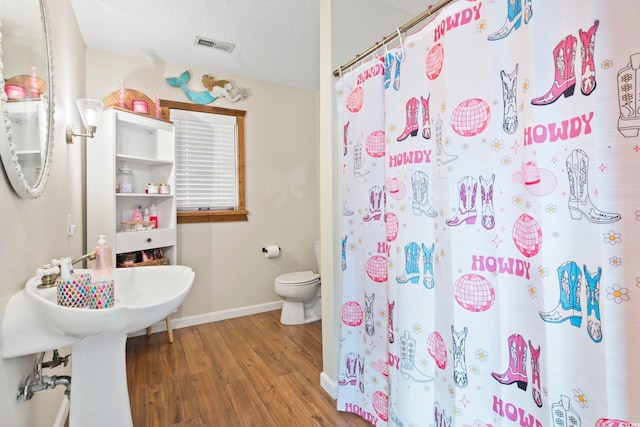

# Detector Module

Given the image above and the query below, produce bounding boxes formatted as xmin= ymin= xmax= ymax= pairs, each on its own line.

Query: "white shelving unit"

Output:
xmin=87 ymin=108 xmax=176 ymax=268
xmin=7 ymin=99 xmax=47 ymax=183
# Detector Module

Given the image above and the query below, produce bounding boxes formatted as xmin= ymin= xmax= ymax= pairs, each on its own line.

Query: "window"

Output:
xmin=160 ymin=99 xmax=247 ymax=223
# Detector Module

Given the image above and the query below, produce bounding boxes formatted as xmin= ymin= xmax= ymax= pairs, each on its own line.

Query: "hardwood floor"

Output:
xmin=125 ymin=310 xmax=371 ymax=427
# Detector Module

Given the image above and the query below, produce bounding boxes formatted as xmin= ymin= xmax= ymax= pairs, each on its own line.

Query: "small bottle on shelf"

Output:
xmin=132 ymin=205 xmax=144 ymax=230
xmin=149 ymin=203 xmax=158 ymax=229
xmin=131 ymin=205 xmax=143 ymax=222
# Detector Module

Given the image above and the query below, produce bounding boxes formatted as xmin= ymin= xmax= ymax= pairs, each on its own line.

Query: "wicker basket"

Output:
xmin=119 ymin=258 xmax=169 ymax=268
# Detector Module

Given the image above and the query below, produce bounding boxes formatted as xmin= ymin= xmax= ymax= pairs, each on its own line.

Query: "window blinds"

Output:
xmin=170 ymin=109 xmax=238 ymax=211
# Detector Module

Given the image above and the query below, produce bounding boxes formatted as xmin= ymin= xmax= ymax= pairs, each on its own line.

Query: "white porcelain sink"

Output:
xmin=2 ymin=264 xmax=195 ymax=427
xmin=25 ymin=265 xmax=194 ymax=337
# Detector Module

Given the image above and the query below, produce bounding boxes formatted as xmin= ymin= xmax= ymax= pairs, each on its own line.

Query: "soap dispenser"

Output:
xmin=131 ymin=205 xmax=144 ymax=230
xmin=131 ymin=205 xmax=143 ymax=222
xmin=89 ymin=234 xmax=115 ymax=309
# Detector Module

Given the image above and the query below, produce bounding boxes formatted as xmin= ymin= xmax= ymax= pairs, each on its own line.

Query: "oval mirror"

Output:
xmin=0 ymin=0 xmax=55 ymax=199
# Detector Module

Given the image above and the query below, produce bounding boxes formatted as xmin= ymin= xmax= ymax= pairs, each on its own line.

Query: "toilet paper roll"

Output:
xmin=263 ymin=245 xmax=281 ymax=258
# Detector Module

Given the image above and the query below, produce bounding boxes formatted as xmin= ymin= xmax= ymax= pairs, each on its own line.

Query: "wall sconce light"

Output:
xmin=66 ymin=99 xmax=104 ymax=144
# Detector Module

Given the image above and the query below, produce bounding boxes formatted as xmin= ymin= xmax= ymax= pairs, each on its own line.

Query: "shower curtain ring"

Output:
xmin=396 ymin=27 xmax=406 ymax=62
xmin=382 ymin=41 xmax=391 ymax=69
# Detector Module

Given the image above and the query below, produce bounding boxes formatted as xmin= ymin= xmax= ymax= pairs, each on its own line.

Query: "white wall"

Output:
xmin=319 ymin=0 xmax=412 ymax=394
xmin=0 ymin=0 xmax=86 ymax=425
xmin=85 ymin=50 xmax=320 ymax=321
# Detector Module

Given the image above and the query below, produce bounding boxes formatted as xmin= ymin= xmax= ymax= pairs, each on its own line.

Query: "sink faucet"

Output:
xmin=37 ymin=251 xmax=96 ymax=288
xmin=71 ymin=251 xmax=97 ymax=266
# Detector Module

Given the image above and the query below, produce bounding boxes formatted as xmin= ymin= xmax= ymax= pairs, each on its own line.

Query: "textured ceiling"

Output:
xmin=70 ymin=0 xmax=436 ymax=91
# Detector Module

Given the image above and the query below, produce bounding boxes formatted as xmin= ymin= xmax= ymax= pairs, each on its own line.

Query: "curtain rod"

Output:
xmin=332 ymin=0 xmax=456 ymax=77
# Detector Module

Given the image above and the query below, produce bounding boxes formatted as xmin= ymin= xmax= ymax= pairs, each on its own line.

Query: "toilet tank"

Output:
xmin=314 ymin=240 xmax=321 ymax=273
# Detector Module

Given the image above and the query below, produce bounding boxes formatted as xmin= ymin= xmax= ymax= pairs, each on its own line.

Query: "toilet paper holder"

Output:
xmin=262 ymin=246 xmax=281 ymax=254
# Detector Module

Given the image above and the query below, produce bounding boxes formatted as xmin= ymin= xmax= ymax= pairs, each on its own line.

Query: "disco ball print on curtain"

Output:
xmin=335 ymin=0 xmax=640 ymax=425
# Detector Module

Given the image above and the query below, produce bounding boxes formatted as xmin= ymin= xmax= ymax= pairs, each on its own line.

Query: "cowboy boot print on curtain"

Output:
xmin=552 ymin=395 xmax=581 ymax=427
xmin=393 ymin=51 xmax=403 ymax=90
xmin=579 ymin=20 xmax=599 ymax=96
xmin=421 ymin=95 xmax=432 ymax=139
xmin=400 ymin=330 xmax=434 ymax=382
xmin=434 ymin=401 xmax=452 ymax=427
xmin=397 ymin=242 xmax=420 ymax=284
xmin=532 ymin=34 xmax=577 ymax=105
xmin=384 ymin=53 xmax=394 ymax=89
xmin=341 ymin=120 xmax=353 ymax=216
xmin=528 ymin=340 xmax=542 ymax=407
xmin=341 ymin=236 xmax=347 ymax=271
xmin=343 ymin=121 xmax=349 ymax=156
xmin=364 ymin=293 xmax=375 ymax=336
xmin=540 ymin=261 xmax=583 ymax=326
xmin=492 ymin=333 xmax=528 ymax=391
xmin=353 ymin=139 xmax=369 ymax=177
xmin=411 ymin=171 xmax=438 ymax=217
xmin=339 ymin=352 xmax=360 ymax=386
xmin=500 ymin=64 xmax=519 ymax=134
xmin=447 ymin=176 xmax=478 ymax=226
xmin=616 ymin=53 xmax=640 ymax=137
xmin=480 ymin=174 xmax=495 ymax=230
xmin=566 ymin=149 xmax=621 ymax=224
xmin=363 ymin=185 xmax=383 ymax=222
xmin=422 ymin=243 xmax=435 ymax=289
xmin=357 ymin=354 xmax=365 ymax=392
xmin=584 ymin=265 xmax=603 ymax=343
xmin=487 ymin=0 xmax=533 ymax=41
xmin=383 ymin=52 xmax=403 ymax=90
xmin=435 ymin=115 xmax=458 ymax=165
xmin=452 ymin=326 xmax=469 ymax=388
xmin=398 ymin=97 xmax=419 ymax=141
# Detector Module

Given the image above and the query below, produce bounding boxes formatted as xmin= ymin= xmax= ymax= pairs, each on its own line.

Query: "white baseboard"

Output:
xmin=320 ymin=371 xmax=337 ymax=399
xmin=129 ymin=300 xmax=284 ymax=337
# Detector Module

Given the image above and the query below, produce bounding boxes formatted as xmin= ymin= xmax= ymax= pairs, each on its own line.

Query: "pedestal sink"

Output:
xmin=2 ymin=265 xmax=194 ymax=427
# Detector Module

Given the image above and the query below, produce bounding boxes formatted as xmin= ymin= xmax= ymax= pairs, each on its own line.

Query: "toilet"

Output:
xmin=275 ymin=240 xmax=321 ymax=325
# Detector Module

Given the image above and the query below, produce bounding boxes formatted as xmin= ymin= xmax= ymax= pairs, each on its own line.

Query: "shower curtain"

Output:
xmin=336 ymin=0 xmax=640 ymax=425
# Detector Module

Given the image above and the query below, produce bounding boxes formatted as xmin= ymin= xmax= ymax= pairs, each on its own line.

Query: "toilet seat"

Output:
xmin=276 ymin=271 xmax=320 ymax=286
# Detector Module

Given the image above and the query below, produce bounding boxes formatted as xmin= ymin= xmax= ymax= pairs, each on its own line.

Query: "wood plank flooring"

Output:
xmin=125 ymin=310 xmax=371 ymax=427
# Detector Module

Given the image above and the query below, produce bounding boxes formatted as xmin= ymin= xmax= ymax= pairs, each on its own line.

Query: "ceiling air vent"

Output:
xmin=194 ymin=36 xmax=236 ymax=53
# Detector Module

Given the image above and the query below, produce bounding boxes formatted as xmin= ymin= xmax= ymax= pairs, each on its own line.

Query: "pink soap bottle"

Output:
xmin=93 ymin=234 xmax=113 ymax=278
xmin=131 ymin=205 xmax=144 ymax=222
xmin=90 ymin=234 xmax=114 ymax=309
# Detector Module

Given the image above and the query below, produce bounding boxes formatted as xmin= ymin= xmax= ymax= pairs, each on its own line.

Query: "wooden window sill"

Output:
xmin=177 ymin=210 xmax=249 ymax=224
